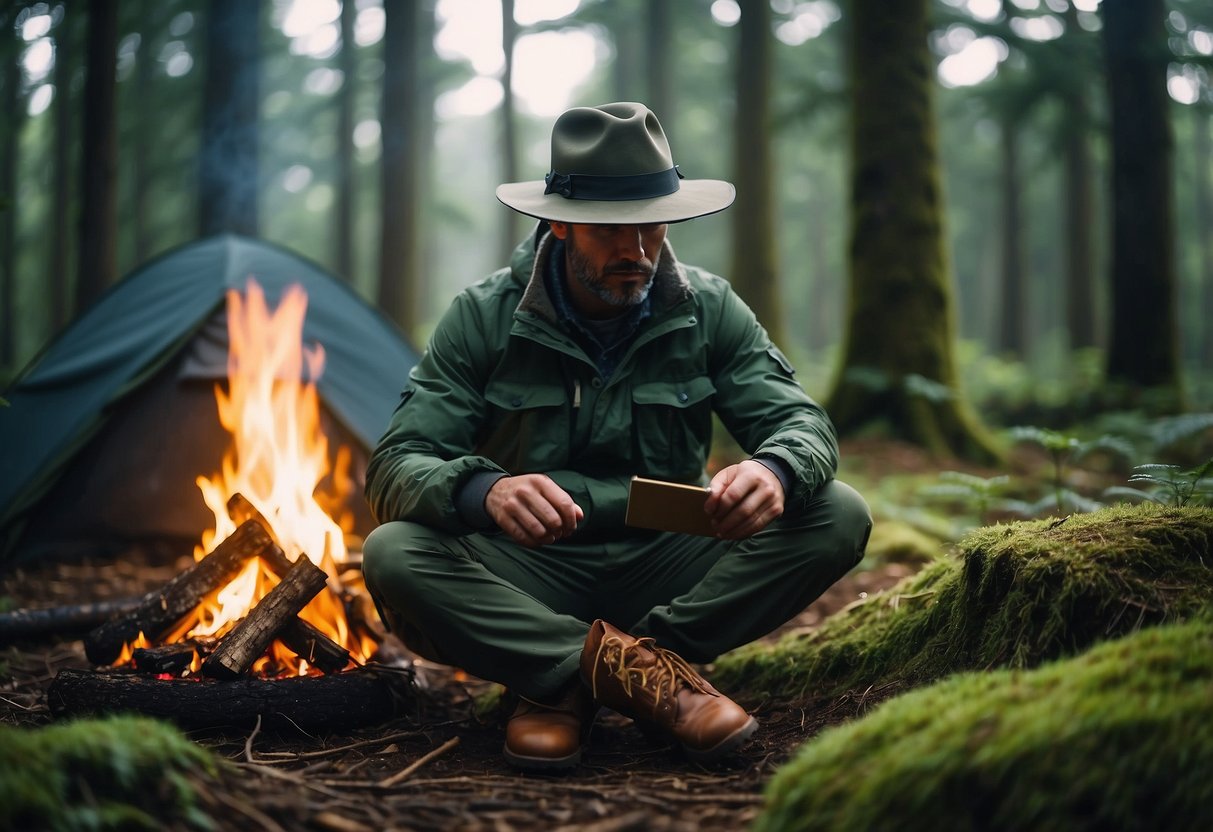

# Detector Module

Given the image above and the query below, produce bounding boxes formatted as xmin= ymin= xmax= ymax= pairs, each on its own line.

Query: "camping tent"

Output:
xmin=0 ymin=234 xmax=419 ymax=566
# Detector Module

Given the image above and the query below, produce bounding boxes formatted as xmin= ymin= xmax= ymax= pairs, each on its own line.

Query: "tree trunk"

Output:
xmin=645 ymin=0 xmax=673 ymax=131
xmin=827 ymin=0 xmax=998 ymax=462
xmin=0 ymin=30 xmax=20 ymax=369
xmin=130 ymin=16 xmax=155 ymax=267
xmin=76 ymin=0 xmax=119 ymax=313
xmin=498 ymin=0 xmax=520 ymax=264
xmin=198 ymin=0 xmax=261 ymax=237
xmin=334 ymin=0 xmax=356 ymax=282
xmin=378 ymin=0 xmax=420 ymax=335
xmin=50 ymin=9 xmax=75 ymax=331
xmin=1060 ymin=4 xmax=1098 ymax=352
xmin=730 ymin=0 xmax=787 ymax=350
xmin=1192 ymin=106 xmax=1213 ymax=370
xmin=1101 ymin=0 xmax=1182 ymax=410
xmin=996 ymin=117 xmax=1026 ymax=357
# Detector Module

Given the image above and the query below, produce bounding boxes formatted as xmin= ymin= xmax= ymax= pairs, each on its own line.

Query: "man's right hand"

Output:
xmin=485 ymin=474 xmax=584 ymax=547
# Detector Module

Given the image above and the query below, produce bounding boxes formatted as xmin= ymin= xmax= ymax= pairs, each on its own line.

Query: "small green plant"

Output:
xmin=920 ymin=471 xmax=1013 ymax=522
xmin=1105 ymin=458 xmax=1213 ymax=507
xmin=1007 ymin=426 xmax=1134 ymax=514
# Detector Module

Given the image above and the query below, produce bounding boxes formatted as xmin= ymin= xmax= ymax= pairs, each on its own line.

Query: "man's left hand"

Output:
xmin=704 ymin=459 xmax=785 ymax=540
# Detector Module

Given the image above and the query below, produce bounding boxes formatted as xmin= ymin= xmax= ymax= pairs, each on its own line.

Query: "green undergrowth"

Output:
xmin=716 ymin=503 xmax=1213 ymax=700
xmin=0 ymin=716 xmax=222 ymax=831
xmin=755 ymin=615 xmax=1213 ymax=832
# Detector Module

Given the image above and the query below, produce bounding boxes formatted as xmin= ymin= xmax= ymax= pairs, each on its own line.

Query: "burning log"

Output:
xmin=202 ymin=554 xmax=329 ymax=679
xmin=0 ymin=598 xmax=142 ymax=644
xmin=278 ymin=617 xmax=351 ymax=674
xmin=47 ymin=667 xmax=402 ymax=731
xmin=84 ymin=520 xmax=281 ymax=665
xmin=132 ymin=642 xmax=199 ymax=676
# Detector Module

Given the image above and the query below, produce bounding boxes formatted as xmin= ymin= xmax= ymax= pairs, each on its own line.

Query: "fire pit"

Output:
xmin=42 ymin=280 xmax=411 ymax=730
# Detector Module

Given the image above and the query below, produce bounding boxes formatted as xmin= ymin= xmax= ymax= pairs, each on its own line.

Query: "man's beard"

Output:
xmin=567 ymin=240 xmax=657 ymax=310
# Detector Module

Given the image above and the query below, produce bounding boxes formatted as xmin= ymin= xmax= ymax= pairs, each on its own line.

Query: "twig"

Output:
xmin=255 ymin=727 xmax=428 ymax=761
xmin=244 ymin=714 xmax=263 ymax=763
xmin=206 ymin=785 xmax=288 ymax=832
xmin=377 ymin=736 xmax=460 ymax=787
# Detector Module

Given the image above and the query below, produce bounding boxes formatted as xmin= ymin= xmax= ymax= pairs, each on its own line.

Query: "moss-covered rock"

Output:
xmin=755 ymin=616 xmax=1213 ymax=832
xmin=0 ymin=715 xmax=221 ymax=831
xmin=716 ymin=504 xmax=1213 ymax=699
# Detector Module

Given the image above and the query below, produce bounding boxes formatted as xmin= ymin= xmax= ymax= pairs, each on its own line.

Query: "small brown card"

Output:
xmin=624 ymin=476 xmax=715 ymax=537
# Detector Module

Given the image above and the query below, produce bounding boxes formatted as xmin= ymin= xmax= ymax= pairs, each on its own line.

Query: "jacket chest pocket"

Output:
xmin=631 ymin=376 xmax=715 ymax=479
xmin=482 ymin=381 xmax=568 ymax=472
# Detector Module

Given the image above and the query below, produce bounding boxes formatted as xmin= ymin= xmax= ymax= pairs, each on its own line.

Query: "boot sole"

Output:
xmin=502 ymin=743 xmax=581 ymax=771
xmin=682 ymin=715 xmax=759 ymax=764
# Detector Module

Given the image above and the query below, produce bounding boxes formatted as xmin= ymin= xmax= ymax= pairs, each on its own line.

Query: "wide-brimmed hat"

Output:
xmin=496 ymin=102 xmax=735 ymax=224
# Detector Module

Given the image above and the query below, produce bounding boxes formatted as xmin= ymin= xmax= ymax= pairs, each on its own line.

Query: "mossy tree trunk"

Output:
xmin=827 ymin=0 xmax=998 ymax=463
xmin=1101 ymin=0 xmax=1182 ymax=410
xmin=730 ymin=0 xmax=787 ymax=350
xmin=997 ymin=116 xmax=1026 ymax=357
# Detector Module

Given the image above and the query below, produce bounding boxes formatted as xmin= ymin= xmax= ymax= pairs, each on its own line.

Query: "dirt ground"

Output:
xmin=0 ymin=550 xmax=915 ymax=832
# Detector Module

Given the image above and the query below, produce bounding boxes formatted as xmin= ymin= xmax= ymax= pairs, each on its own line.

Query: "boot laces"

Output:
xmin=592 ymin=634 xmax=716 ymax=715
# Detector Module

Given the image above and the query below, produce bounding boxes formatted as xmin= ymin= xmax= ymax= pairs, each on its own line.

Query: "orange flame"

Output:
xmin=144 ymin=278 xmax=370 ymax=676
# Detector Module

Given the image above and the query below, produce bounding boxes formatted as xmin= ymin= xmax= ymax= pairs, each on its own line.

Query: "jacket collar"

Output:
xmin=515 ymin=226 xmax=692 ymax=326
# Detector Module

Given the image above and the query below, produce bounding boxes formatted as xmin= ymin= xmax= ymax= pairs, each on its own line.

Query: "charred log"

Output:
xmin=84 ymin=520 xmax=281 ymax=665
xmin=47 ymin=667 xmax=403 ymax=731
xmin=202 ymin=554 xmax=329 ymax=679
xmin=278 ymin=617 xmax=351 ymax=674
xmin=0 ymin=598 xmax=141 ymax=644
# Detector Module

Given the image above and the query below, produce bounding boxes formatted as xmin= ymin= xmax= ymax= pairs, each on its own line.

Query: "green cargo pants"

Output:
xmin=362 ymin=479 xmax=872 ymax=702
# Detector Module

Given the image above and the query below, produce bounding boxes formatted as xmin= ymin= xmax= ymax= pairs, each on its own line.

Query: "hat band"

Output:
xmin=543 ymin=166 xmax=683 ymax=201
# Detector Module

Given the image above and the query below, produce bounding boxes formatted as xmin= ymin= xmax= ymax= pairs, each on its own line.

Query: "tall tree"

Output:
xmin=498 ymin=0 xmax=520 ymax=263
xmin=0 ymin=12 xmax=21 ymax=369
xmin=827 ymin=0 xmax=998 ymax=462
xmin=378 ymin=0 xmax=421 ymax=335
xmin=1059 ymin=2 xmax=1098 ymax=351
xmin=645 ymin=0 xmax=672 ymax=127
xmin=50 ymin=7 xmax=75 ymax=330
xmin=198 ymin=0 xmax=261 ymax=237
xmin=75 ymin=0 xmax=119 ymax=312
xmin=995 ymin=115 xmax=1026 ymax=356
xmin=1195 ymin=105 xmax=1213 ymax=368
xmin=730 ymin=0 xmax=786 ymax=349
xmin=1101 ymin=0 xmax=1182 ymax=409
xmin=334 ymin=0 xmax=356 ymax=281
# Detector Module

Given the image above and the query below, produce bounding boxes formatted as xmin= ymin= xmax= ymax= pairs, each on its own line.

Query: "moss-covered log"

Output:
xmin=716 ymin=504 xmax=1213 ymax=699
xmin=755 ymin=616 xmax=1213 ymax=832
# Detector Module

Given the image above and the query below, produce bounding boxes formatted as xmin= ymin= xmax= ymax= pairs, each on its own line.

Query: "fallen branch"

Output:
xmin=377 ymin=736 xmax=461 ymax=788
xmin=0 ymin=598 xmax=142 ymax=644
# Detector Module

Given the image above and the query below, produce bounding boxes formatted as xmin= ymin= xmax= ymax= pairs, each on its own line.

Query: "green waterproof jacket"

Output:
xmin=366 ymin=227 xmax=839 ymax=537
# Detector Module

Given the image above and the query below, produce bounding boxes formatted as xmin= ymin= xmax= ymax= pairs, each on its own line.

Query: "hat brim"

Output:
xmin=495 ymin=179 xmax=735 ymax=224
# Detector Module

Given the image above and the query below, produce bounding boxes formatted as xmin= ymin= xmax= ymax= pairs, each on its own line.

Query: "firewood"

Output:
xmin=202 ymin=554 xmax=329 ymax=679
xmin=0 ymin=598 xmax=141 ymax=644
xmin=83 ymin=520 xmax=281 ymax=665
xmin=278 ymin=617 xmax=351 ymax=674
xmin=47 ymin=667 xmax=401 ymax=731
xmin=225 ymin=493 xmax=296 ymax=577
xmin=132 ymin=642 xmax=197 ymax=675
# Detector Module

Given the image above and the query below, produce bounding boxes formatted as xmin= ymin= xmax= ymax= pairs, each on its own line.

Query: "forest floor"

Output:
xmin=1 ymin=439 xmax=941 ymax=832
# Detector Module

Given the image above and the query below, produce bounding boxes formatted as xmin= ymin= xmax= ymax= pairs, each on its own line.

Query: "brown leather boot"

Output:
xmin=503 ymin=683 xmax=594 ymax=771
xmin=580 ymin=619 xmax=758 ymax=762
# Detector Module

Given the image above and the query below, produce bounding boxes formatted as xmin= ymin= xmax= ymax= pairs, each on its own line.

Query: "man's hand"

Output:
xmin=705 ymin=460 xmax=785 ymax=540
xmin=485 ymin=474 xmax=584 ymax=547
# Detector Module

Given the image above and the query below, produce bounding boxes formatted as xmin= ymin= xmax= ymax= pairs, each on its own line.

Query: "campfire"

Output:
xmin=51 ymin=281 xmax=396 ymax=718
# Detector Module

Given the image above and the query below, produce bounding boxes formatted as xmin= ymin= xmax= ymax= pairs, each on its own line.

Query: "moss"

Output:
xmin=863 ymin=519 xmax=942 ymax=566
xmin=755 ymin=616 xmax=1213 ymax=832
xmin=0 ymin=715 xmax=221 ymax=831
xmin=716 ymin=504 xmax=1213 ymax=699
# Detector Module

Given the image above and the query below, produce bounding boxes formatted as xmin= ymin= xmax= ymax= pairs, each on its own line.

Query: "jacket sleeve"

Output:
xmin=365 ymin=292 xmax=508 ymax=532
xmin=706 ymin=286 xmax=839 ymax=506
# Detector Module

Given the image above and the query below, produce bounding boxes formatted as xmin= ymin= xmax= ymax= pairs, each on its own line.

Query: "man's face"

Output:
xmin=550 ymin=222 xmax=668 ymax=319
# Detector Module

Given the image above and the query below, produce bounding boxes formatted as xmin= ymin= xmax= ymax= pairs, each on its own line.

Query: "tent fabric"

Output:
xmin=0 ymin=234 xmax=419 ymax=565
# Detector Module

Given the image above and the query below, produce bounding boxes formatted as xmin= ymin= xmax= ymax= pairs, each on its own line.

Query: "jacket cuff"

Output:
xmin=455 ymin=471 xmax=509 ymax=531
xmin=751 ymin=454 xmax=793 ymax=498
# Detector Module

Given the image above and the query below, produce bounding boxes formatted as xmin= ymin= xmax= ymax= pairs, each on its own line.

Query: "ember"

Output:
xmin=94 ymin=279 xmax=382 ymax=679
